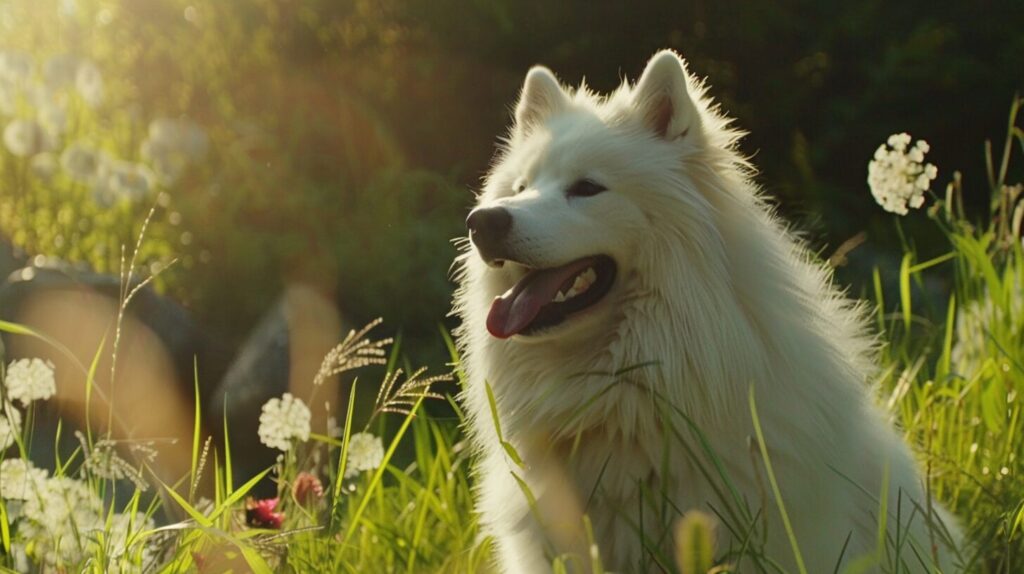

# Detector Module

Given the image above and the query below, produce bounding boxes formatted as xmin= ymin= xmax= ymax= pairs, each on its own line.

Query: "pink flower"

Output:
xmin=245 ymin=497 xmax=284 ymax=529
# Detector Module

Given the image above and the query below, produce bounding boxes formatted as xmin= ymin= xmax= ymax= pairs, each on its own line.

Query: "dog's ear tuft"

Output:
xmin=514 ymin=66 xmax=569 ymax=135
xmin=632 ymin=50 xmax=701 ymax=141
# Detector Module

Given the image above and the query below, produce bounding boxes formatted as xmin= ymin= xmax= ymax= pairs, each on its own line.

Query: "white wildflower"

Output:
xmin=30 ymin=152 xmax=59 ymax=180
xmin=93 ymin=160 xmax=156 ymax=206
xmin=3 ymin=119 xmax=47 ymax=157
xmin=0 ymin=458 xmax=48 ymax=500
xmin=344 ymin=432 xmax=385 ymax=478
xmin=75 ymin=59 xmax=104 ymax=107
xmin=258 ymin=393 xmax=311 ymax=451
xmin=20 ymin=475 xmax=104 ymax=565
xmin=60 ymin=142 xmax=104 ymax=183
xmin=5 ymin=358 xmax=56 ymax=405
xmin=0 ymin=402 xmax=22 ymax=450
xmin=867 ymin=133 xmax=938 ymax=215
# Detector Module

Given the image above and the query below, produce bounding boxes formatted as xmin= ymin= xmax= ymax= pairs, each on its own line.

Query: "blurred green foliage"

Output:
xmin=0 ymin=0 xmax=1020 ymax=351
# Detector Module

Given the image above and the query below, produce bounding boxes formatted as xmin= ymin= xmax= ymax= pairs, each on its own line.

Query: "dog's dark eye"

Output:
xmin=514 ymin=179 xmax=527 ymax=194
xmin=566 ymin=179 xmax=607 ymax=198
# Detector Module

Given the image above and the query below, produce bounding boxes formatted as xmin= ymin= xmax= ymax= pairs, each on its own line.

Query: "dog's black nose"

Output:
xmin=467 ymin=207 xmax=513 ymax=265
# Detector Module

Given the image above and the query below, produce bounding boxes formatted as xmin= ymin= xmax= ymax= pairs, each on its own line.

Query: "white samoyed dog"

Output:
xmin=453 ymin=50 xmax=962 ymax=573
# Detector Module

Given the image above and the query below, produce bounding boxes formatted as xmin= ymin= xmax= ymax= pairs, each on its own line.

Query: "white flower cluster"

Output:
xmin=5 ymin=358 xmax=56 ymax=405
xmin=344 ymin=432 xmax=385 ymax=478
xmin=0 ymin=50 xmax=208 ymax=206
xmin=18 ymin=475 xmax=105 ymax=565
xmin=0 ymin=457 xmax=47 ymax=500
xmin=868 ymin=133 xmax=938 ymax=215
xmin=0 ymin=456 xmax=156 ymax=570
xmin=258 ymin=393 xmax=312 ymax=451
xmin=1 ymin=357 xmax=56 ymax=450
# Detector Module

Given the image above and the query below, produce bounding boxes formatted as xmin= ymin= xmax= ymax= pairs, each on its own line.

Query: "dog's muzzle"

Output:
xmin=467 ymin=206 xmax=513 ymax=266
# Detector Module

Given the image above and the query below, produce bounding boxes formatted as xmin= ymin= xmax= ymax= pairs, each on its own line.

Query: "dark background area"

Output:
xmin=240 ymin=0 xmax=1023 ymax=352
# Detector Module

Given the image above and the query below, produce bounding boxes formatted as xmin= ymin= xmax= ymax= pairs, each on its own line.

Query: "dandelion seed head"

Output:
xmin=3 ymin=119 xmax=47 ymax=157
xmin=60 ymin=142 xmax=103 ymax=183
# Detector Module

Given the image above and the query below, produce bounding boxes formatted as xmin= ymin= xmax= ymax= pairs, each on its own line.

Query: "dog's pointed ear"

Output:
xmin=632 ymin=50 xmax=701 ymax=141
xmin=514 ymin=66 xmax=569 ymax=135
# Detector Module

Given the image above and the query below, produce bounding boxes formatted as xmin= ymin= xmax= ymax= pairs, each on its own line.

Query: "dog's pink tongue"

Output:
xmin=486 ymin=260 xmax=591 ymax=339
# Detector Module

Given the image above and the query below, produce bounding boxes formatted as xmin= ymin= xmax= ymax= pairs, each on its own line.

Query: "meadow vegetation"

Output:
xmin=0 ymin=1 xmax=1021 ymax=572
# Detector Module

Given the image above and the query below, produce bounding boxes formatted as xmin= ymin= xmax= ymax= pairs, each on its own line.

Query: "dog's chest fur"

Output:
xmin=464 ymin=325 xmax=747 ymax=571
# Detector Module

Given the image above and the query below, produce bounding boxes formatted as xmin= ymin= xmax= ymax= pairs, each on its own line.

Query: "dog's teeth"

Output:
xmin=569 ymin=268 xmax=596 ymax=295
xmin=555 ymin=267 xmax=599 ymax=304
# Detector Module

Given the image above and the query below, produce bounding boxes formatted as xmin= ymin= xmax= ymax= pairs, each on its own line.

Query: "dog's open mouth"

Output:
xmin=486 ymin=255 xmax=617 ymax=339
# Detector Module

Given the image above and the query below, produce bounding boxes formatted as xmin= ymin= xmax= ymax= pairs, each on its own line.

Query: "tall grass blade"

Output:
xmin=749 ymin=386 xmax=808 ymax=574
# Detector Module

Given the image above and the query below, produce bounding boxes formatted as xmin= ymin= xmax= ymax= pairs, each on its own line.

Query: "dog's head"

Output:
xmin=466 ymin=50 xmax=725 ymax=342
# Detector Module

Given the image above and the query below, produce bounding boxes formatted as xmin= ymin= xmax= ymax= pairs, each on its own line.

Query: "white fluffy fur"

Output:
xmin=453 ymin=50 xmax=962 ymax=573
